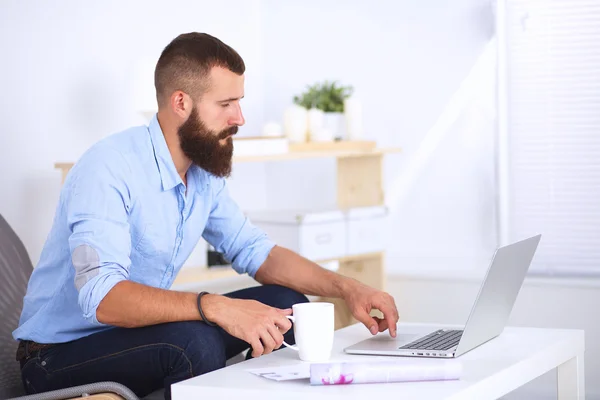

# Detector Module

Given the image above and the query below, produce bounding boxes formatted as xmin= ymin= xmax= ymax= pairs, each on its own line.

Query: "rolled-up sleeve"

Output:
xmin=66 ymin=148 xmax=132 ymax=325
xmin=202 ymin=179 xmax=275 ymax=277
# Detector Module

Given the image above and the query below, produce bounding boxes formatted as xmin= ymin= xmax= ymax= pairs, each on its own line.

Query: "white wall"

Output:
xmin=0 ymin=0 xmax=267 ymax=264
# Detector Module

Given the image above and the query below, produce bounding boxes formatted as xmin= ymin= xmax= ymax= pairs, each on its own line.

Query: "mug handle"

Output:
xmin=281 ymin=315 xmax=299 ymax=351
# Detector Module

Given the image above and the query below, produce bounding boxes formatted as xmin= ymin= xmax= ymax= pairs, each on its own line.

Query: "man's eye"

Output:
xmin=221 ymin=103 xmax=230 ymax=108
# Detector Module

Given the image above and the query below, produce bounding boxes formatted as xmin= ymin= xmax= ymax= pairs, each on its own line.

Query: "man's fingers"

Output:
xmin=374 ymin=316 xmax=389 ymax=332
xmin=267 ymin=323 xmax=285 ymax=350
xmin=353 ymin=307 xmax=379 ymax=335
xmin=371 ymin=294 xmax=399 ymax=337
xmin=260 ymin=328 xmax=277 ymax=355
xmin=378 ymin=303 xmax=398 ymax=337
xmin=250 ymin=337 xmax=264 ymax=358
xmin=274 ymin=314 xmax=292 ymax=333
xmin=277 ymin=308 xmax=293 ymax=316
xmin=392 ymin=297 xmax=400 ymax=320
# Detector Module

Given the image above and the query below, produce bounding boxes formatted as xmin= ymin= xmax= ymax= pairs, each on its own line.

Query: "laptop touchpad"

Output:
xmin=369 ymin=333 xmax=420 ymax=345
xmin=395 ymin=334 xmax=420 ymax=345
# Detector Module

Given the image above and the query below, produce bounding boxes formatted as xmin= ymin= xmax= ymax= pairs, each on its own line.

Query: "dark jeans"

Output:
xmin=20 ymin=284 xmax=309 ymax=400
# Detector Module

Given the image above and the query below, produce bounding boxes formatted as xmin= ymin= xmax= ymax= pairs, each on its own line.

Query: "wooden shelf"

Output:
xmin=233 ymin=147 xmax=401 ymax=163
xmin=173 ymin=251 xmax=385 ymax=286
xmin=54 ymin=162 xmax=76 ymax=171
xmin=174 ymin=266 xmax=238 ymax=285
xmin=54 ymin=146 xmax=400 ymax=178
xmin=315 ymin=251 xmax=384 ymax=265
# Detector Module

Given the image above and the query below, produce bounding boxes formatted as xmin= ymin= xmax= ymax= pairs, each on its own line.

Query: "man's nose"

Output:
xmin=229 ymin=104 xmax=245 ymax=126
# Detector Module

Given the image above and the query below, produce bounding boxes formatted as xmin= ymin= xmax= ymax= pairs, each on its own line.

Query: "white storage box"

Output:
xmin=246 ymin=209 xmax=346 ymax=261
xmin=345 ymin=206 xmax=389 ymax=256
xmin=233 ymin=136 xmax=289 ymax=157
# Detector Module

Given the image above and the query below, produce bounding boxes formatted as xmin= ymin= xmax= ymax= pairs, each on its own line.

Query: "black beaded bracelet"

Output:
xmin=197 ymin=291 xmax=217 ymax=327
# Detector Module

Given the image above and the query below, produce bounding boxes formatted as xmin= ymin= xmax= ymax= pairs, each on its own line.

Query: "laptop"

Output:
xmin=344 ymin=234 xmax=541 ymax=358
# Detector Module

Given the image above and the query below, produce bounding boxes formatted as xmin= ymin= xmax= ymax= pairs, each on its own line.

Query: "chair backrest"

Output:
xmin=0 ymin=214 xmax=33 ymax=398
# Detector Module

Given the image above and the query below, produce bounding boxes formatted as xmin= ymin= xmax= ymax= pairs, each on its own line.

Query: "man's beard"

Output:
xmin=178 ymin=107 xmax=237 ymax=178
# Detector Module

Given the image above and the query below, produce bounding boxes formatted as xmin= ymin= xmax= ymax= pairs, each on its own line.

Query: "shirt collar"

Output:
xmin=148 ymin=114 xmax=183 ymax=192
xmin=148 ymin=114 xmax=209 ymax=193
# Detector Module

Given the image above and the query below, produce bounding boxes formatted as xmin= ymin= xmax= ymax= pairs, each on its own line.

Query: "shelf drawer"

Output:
xmin=299 ymin=220 xmax=346 ymax=260
xmin=246 ymin=209 xmax=347 ymax=261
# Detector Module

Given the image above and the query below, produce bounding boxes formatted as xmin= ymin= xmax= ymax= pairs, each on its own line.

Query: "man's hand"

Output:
xmin=204 ymin=295 xmax=293 ymax=358
xmin=343 ymin=282 xmax=399 ymax=337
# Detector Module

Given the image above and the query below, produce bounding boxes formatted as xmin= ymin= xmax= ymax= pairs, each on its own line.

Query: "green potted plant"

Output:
xmin=293 ymin=81 xmax=354 ymax=141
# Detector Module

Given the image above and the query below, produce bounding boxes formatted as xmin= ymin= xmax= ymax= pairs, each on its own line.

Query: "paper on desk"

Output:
xmin=247 ymin=358 xmax=462 ymax=385
xmin=247 ymin=364 xmax=310 ymax=381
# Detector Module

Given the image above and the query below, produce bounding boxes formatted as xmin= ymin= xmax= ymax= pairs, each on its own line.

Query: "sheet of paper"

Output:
xmin=247 ymin=363 xmax=310 ymax=381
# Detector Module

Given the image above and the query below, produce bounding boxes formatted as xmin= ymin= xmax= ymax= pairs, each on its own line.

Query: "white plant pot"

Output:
xmin=344 ymin=97 xmax=363 ymax=140
xmin=322 ymin=112 xmax=345 ymax=140
xmin=283 ymin=105 xmax=308 ymax=143
xmin=307 ymin=108 xmax=324 ymax=140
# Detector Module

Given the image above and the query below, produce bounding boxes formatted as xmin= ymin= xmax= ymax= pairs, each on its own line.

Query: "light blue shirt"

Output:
xmin=13 ymin=115 xmax=275 ymax=343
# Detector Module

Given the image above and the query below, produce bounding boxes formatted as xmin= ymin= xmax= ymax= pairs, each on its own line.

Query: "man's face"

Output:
xmin=177 ymin=67 xmax=245 ymax=178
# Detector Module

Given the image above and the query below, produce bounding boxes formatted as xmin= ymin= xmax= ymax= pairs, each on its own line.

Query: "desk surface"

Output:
xmin=172 ymin=322 xmax=584 ymax=400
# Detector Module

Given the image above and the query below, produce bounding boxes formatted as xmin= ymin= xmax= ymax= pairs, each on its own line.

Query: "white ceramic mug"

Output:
xmin=282 ymin=302 xmax=334 ymax=362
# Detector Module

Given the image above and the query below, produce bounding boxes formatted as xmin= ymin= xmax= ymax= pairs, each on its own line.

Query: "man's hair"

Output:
xmin=154 ymin=32 xmax=245 ymax=105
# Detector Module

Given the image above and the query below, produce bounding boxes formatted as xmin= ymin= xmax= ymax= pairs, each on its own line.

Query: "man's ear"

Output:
xmin=170 ymin=91 xmax=193 ymax=119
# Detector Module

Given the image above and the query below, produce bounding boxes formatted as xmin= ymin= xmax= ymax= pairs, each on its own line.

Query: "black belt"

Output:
xmin=16 ymin=340 xmax=55 ymax=362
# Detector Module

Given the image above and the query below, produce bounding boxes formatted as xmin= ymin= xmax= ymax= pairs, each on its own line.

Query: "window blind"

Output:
xmin=502 ymin=0 xmax=600 ymax=275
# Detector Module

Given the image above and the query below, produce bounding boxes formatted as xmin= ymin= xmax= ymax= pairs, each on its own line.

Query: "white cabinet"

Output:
xmin=246 ymin=206 xmax=388 ymax=260
xmin=246 ymin=209 xmax=346 ymax=261
xmin=346 ymin=206 xmax=388 ymax=256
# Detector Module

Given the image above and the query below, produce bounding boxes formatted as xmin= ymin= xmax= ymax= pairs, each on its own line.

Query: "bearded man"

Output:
xmin=13 ymin=32 xmax=399 ymax=400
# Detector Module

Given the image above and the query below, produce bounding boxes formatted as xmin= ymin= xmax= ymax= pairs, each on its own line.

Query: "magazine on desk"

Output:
xmin=248 ymin=358 xmax=462 ymax=386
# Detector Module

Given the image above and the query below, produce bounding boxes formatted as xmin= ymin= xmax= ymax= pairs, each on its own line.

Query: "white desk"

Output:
xmin=172 ymin=322 xmax=585 ymax=400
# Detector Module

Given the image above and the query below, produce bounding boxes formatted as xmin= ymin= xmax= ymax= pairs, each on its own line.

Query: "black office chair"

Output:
xmin=0 ymin=214 xmax=138 ymax=400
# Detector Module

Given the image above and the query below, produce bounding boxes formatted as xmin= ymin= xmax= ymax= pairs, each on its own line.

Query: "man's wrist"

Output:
xmin=334 ymin=275 xmax=360 ymax=300
xmin=199 ymin=293 xmax=228 ymax=325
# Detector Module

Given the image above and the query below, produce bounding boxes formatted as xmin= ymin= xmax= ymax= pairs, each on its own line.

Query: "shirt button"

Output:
xmin=41 ymin=361 xmax=47 ymax=366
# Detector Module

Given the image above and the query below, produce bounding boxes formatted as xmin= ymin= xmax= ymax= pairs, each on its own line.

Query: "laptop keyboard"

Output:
xmin=399 ymin=329 xmax=463 ymax=351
